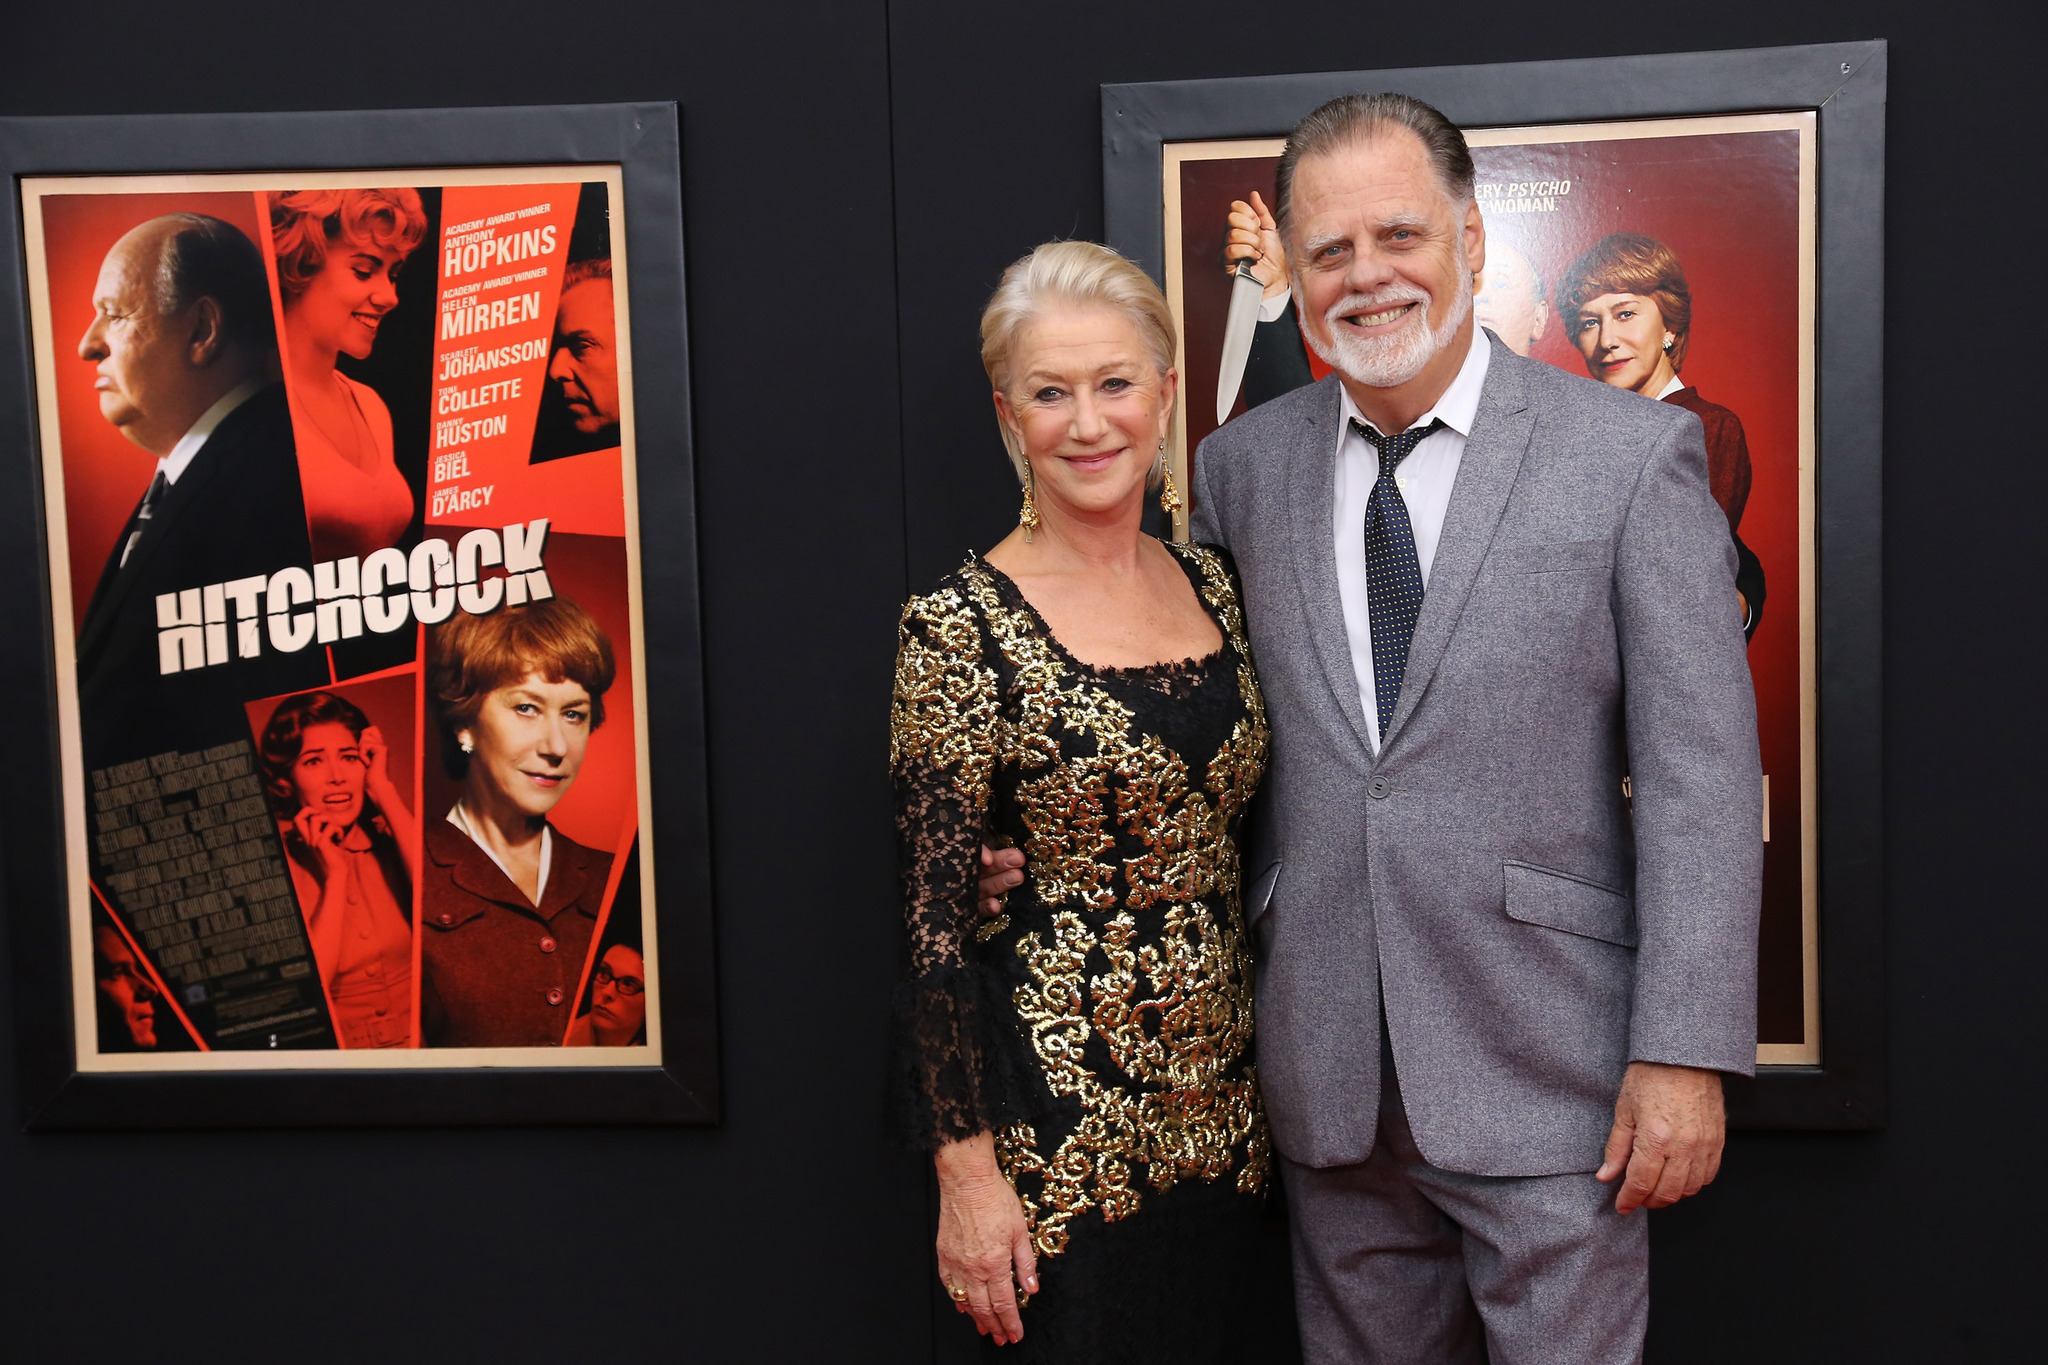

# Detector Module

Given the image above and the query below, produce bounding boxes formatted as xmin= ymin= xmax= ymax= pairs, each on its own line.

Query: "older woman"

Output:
xmin=1558 ymin=231 xmax=1765 ymax=634
xmin=1557 ymin=232 xmax=1752 ymax=532
xmin=891 ymin=240 xmax=1272 ymax=1358
xmin=422 ymin=597 xmax=618 ymax=1048
xmin=259 ymin=690 xmax=418 ymax=1048
xmin=269 ymin=188 xmax=428 ymax=561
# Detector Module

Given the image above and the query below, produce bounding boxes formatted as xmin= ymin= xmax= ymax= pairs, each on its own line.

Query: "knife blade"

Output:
xmin=1215 ymin=259 xmax=1266 ymax=426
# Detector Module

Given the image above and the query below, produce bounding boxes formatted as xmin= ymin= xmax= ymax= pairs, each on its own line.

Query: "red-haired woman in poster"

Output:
xmin=269 ymin=188 xmax=427 ymax=561
xmin=1559 ymin=232 xmax=1764 ymax=632
xmin=421 ymin=598 xmax=618 ymax=1048
xmin=260 ymin=691 xmax=419 ymax=1048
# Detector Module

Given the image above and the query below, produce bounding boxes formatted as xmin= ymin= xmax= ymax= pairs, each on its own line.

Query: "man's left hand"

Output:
xmin=1596 ymin=1061 xmax=1726 ymax=1214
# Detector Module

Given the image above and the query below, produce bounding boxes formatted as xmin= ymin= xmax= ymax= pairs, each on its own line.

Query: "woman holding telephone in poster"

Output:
xmin=889 ymin=241 xmax=1273 ymax=1357
xmin=269 ymin=188 xmax=427 ymax=562
xmin=260 ymin=692 xmax=419 ymax=1049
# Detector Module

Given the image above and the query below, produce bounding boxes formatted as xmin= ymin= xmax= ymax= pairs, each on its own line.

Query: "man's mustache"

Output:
xmin=1324 ymin=285 xmax=1433 ymax=327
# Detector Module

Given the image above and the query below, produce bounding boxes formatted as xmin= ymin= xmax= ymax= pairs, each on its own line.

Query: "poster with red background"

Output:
xmin=23 ymin=166 xmax=657 ymax=1072
xmin=1167 ymin=114 xmax=1816 ymax=1061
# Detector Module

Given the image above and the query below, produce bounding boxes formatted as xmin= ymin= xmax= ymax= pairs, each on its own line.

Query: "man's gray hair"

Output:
xmin=151 ymin=213 xmax=275 ymax=352
xmin=1274 ymin=93 xmax=1476 ymax=240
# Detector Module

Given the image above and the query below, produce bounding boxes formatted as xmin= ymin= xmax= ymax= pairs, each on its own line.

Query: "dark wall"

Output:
xmin=2 ymin=2 xmax=2039 ymax=1360
xmin=0 ymin=3 xmax=929 ymax=1362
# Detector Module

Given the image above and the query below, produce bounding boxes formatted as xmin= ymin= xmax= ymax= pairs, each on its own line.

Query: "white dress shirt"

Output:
xmin=159 ymin=378 xmax=266 ymax=486
xmin=1654 ymin=374 xmax=1685 ymax=400
xmin=1333 ymin=324 xmax=1493 ymax=752
xmin=447 ymin=802 xmax=553 ymax=907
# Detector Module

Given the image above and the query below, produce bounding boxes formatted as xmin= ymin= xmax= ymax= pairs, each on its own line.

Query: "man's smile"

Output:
xmin=1340 ymin=302 xmax=1420 ymax=331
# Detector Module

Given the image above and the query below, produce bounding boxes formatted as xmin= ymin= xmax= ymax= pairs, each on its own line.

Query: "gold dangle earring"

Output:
xmin=1019 ymin=458 xmax=1040 ymax=542
xmin=1158 ymin=440 xmax=1182 ymax=518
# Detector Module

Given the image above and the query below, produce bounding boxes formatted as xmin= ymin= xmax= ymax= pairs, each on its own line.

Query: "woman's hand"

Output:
xmin=357 ymin=723 xmax=422 ymax=888
xmin=360 ymin=725 xmax=395 ymax=798
xmin=935 ymin=1133 xmax=1038 ymax=1345
xmin=1225 ymin=191 xmax=1290 ymax=299
xmin=293 ymin=805 xmax=350 ymax=880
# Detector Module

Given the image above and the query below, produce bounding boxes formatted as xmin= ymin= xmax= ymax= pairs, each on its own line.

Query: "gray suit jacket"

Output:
xmin=1190 ymin=333 xmax=1762 ymax=1177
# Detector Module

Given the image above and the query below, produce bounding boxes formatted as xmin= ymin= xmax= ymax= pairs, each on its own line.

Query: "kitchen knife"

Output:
xmin=1215 ymin=258 xmax=1265 ymax=426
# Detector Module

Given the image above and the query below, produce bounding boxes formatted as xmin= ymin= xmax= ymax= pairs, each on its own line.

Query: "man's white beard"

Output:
xmin=1302 ymin=264 xmax=1472 ymax=389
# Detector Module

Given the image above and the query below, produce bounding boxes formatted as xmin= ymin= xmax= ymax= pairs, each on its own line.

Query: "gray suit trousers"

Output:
xmin=1283 ymin=1053 xmax=1647 ymax=1365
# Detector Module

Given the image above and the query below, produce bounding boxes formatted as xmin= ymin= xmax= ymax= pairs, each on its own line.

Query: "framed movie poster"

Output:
xmin=0 ymin=104 xmax=717 ymax=1127
xmin=1104 ymin=43 xmax=1885 ymax=1127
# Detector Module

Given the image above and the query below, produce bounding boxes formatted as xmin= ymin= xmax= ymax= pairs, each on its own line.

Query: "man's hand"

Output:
xmin=1225 ymin=191 xmax=1290 ymax=300
xmin=977 ymin=846 xmax=1023 ymax=918
xmin=1596 ymin=1061 xmax=1726 ymax=1213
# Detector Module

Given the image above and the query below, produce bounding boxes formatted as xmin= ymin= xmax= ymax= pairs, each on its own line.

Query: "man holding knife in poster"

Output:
xmin=979 ymin=93 xmax=1760 ymax=1361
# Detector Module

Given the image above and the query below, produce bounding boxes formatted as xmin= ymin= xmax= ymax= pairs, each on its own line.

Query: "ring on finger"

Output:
xmin=946 ymin=1282 xmax=968 ymax=1303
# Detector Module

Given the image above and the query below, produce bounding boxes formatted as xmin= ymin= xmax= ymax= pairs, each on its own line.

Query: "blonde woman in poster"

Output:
xmin=890 ymin=240 xmax=1273 ymax=1357
xmin=269 ymin=188 xmax=427 ymax=561
xmin=421 ymin=598 xmax=619 ymax=1048
xmin=259 ymin=691 xmax=418 ymax=1048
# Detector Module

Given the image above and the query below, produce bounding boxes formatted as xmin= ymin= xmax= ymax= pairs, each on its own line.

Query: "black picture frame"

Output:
xmin=1103 ymin=42 xmax=1886 ymax=1130
xmin=0 ymin=102 xmax=720 ymax=1127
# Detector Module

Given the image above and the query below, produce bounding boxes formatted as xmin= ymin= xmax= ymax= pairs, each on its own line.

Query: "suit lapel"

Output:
xmin=77 ymin=496 xmax=145 ymax=648
xmin=1288 ymin=375 xmax=1377 ymax=762
xmin=76 ymin=389 xmax=269 ymax=662
xmin=1381 ymin=339 xmax=1536 ymax=749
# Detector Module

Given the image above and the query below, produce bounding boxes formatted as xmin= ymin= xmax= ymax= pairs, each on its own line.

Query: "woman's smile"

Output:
xmin=465 ymin=672 xmax=593 ymax=821
xmin=1061 ymin=448 xmax=1125 ymax=472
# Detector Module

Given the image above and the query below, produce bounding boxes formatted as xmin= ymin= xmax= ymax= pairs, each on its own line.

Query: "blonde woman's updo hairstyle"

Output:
xmin=979 ymin=240 xmax=1178 ymax=483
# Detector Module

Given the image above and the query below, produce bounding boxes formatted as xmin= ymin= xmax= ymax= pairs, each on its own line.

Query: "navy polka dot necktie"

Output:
xmin=1351 ymin=416 xmax=1444 ymax=740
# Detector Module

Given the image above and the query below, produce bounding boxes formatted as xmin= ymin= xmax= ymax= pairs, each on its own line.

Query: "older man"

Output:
xmin=990 ymin=93 xmax=1760 ymax=1362
xmin=532 ymin=257 xmax=621 ymax=462
xmin=73 ymin=213 xmax=320 ymax=770
xmin=1471 ymin=238 xmax=1547 ymax=357
xmin=1227 ymin=200 xmax=1547 ymax=418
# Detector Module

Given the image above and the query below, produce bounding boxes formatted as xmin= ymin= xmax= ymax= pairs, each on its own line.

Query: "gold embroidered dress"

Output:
xmin=892 ymin=540 xmax=1273 ymax=1356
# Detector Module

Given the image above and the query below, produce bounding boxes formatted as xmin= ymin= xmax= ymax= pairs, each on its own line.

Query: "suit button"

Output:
xmin=540 ymin=937 xmax=557 ymax=953
xmin=546 ymin=988 xmax=564 ymax=1006
xmin=1369 ymin=777 xmax=1392 ymax=800
xmin=436 ymin=913 xmax=454 ymax=927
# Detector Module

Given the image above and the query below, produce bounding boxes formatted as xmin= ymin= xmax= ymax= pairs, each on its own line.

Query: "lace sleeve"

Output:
xmin=888 ymin=587 xmax=1043 ymax=1149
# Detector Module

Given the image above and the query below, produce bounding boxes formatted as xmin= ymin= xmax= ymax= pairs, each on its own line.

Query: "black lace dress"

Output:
xmin=891 ymin=541 xmax=1274 ymax=1361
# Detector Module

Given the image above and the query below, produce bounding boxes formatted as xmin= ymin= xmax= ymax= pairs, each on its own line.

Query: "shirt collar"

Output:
xmin=1337 ymin=320 xmax=1493 ymax=444
xmin=1655 ymin=375 xmax=1686 ymax=400
xmin=158 ymin=378 xmax=265 ymax=485
xmin=446 ymin=801 xmax=553 ymax=908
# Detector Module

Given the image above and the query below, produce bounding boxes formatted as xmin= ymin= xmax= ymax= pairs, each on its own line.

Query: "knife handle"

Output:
xmin=1230 ymin=256 xmax=1261 ymax=282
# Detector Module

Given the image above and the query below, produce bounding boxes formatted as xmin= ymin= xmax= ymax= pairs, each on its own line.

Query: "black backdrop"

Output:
xmin=0 ymin=2 xmax=2039 ymax=1360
